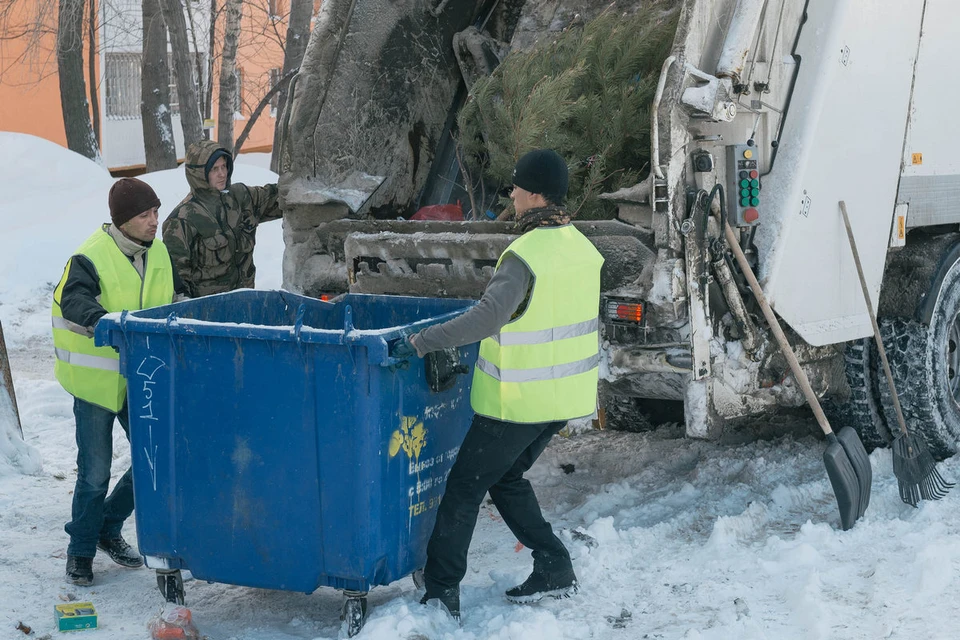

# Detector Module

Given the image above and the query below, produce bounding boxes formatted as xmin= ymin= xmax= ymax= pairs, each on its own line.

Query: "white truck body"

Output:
xmin=279 ymin=0 xmax=960 ymax=454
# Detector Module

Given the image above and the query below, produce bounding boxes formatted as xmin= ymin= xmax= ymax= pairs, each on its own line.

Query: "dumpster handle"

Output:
xmin=293 ymin=303 xmax=306 ymax=343
xmin=343 ymin=305 xmax=355 ymax=334
xmin=343 ymin=305 xmax=360 ymax=366
xmin=164 ymin=312 xmax=179 ymax=334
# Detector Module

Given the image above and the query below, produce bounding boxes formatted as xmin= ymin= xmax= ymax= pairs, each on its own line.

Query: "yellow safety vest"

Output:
xmin=52 ymin=225 xmax=175 ymax=412
xmin=470 ymin=225 xmax=604 ymax=423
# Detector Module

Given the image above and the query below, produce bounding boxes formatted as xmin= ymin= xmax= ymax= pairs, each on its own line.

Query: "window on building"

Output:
xmin=168 ymin=53 xmax=204 ymax=116
xmin=269 ymin=68 xmax=282 ymax=117
xmin=268 ymin=0 xmax=287 ymax=18
xmin=104 ymin=53 xmax=142 ymax=119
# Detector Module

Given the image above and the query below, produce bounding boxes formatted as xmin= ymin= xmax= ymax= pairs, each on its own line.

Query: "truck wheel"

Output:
xmin=878 ymin=317 xmax=959 ymax=460
xmin=599 ymin=384 xmax=683 ymax=431
xmin=822 ymin=338 xmax=891 ymax=450
xmin=599 ymin=391 xmax=654 ymax=432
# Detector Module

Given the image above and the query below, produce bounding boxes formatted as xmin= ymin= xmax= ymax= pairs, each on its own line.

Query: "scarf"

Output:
xmin=515 ymin=205 xmax=571 ymax=234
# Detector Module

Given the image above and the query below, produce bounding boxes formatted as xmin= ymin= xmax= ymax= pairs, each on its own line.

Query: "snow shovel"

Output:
xmin=838 ymin=201 xmax=954 ymax=507
xmin=724 ymin=221 xmax=871 ymax=530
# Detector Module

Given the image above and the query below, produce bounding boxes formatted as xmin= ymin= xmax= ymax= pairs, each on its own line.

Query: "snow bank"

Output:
xmin=0 ymin=133 xmax=280 ymax=476
xmin=0 ymin=133 xmax=282 ymax=350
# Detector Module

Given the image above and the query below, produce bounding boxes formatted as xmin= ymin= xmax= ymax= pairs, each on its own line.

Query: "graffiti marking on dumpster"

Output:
xmin=135 ymin=355 xmax=166 ymax=491
xmin=389 ymin=416 xmax=426 ymax=462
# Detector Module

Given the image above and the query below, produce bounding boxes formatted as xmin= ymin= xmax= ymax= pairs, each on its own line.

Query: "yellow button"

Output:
xmin=743 ymin=149 xmax=754 ymax=159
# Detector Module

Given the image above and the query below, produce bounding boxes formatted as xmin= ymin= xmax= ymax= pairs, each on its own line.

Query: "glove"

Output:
xmin=389 ymin=335 xmax=417 ymax=360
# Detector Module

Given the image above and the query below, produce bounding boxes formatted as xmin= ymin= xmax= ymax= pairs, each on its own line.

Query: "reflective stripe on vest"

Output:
xmin=470 ymin=225 xmax=604 ymax=423
xmin=476 ymin=353 xmax=600 ymax=383
xmin=53 ymin=347 xmax=121 ymax=372
xmin=52 ymin=226 xmax=174 ymax=412
xmin=489 ymin=317 xmax=598 ymax=346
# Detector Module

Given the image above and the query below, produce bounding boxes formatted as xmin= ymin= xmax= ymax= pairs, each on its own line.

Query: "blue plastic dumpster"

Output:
xmin=95 ymin=290 xmax=477 ymax=635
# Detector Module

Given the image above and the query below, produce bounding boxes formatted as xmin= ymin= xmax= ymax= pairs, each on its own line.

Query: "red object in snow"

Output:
xmin=410 ymin=202 xmax=464 ymax=221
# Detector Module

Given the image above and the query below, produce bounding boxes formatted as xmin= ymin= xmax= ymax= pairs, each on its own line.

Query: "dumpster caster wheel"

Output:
xmin=412 ymin=569 xmax=425 ymax=591
xmin=157 ymin=569 xmax=185 ymax=605
xmin=341 ymin=591 xmax=368 ymax=638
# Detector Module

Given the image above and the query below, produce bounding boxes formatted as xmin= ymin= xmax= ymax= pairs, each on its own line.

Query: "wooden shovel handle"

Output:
xmin=723 ymin=221 xmax=834 ymax=436
xmin=839 ymin=200 xmax=909 ymax=436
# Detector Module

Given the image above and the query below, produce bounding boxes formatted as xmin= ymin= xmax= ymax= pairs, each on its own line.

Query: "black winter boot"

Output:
xmin=505 ymin=567 xmax=579 ymax=603
xmin=420 ymin=587 xmax=460 ymax=622
xmin=65 ymin=555 xmax=94 ymax=586
xmin=97 ymin=535 xmax=144 ymax=568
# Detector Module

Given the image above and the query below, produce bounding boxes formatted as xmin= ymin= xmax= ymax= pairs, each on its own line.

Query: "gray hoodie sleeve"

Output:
xmin=410 ymin=254 xmax=532 ymax=356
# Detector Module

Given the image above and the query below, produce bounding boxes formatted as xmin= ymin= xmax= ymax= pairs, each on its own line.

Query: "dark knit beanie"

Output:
xmin=108 ymin=178 xmax=161 ymax=227
xmin=512 ymin=149 xmax=569 ymax=204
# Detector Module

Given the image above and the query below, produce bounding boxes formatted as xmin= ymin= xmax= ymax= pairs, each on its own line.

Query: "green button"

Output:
xmin=741 ymin=188 xmax=750 ymax=198
xmin=740 ymin=197 xmax=750 ymax=207
xmin=751 ymin=188 xmax=760 ymax=197
xmin=740 ymin=179 xmax=750 ymax=188
xmin=750 ymin=197 xmax=760 ymax=206
xmin=750 ymin=179 xmax=760 ymax=188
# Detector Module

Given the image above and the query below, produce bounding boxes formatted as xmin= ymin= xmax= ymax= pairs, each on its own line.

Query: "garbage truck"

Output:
xmin=274 ymin=0 xmax=960 ymax=458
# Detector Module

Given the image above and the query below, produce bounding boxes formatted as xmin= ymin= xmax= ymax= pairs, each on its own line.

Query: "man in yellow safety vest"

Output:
xmin=52 ymin=178 xmax=186 ymax=586
xmin=394 ymin=149 xmax=604 ymax=620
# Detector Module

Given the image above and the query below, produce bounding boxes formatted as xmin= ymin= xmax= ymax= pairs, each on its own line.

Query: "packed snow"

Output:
xmin=2 ymin=133 xmax=960 ymax=639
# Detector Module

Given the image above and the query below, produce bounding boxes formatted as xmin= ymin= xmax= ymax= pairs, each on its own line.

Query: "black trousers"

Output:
xmin=423 ymin=414 xmax=571 ymax=593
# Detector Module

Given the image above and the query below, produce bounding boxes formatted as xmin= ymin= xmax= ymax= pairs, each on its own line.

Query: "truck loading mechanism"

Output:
xmin=276 ymin=0 xmax=960 ymax=460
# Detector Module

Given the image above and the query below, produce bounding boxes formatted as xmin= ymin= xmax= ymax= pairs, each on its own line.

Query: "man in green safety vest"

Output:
xmin=52 ymin=178 xmax=187 ymax=586
xmin=393 ymin=149 xmax=604 ymax=620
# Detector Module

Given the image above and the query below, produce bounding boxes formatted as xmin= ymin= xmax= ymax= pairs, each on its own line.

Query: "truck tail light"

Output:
xmin=605 ymin=299 xmax=643 ymax=324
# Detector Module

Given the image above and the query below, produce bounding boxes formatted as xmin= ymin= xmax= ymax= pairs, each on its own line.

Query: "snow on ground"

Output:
xmin=3 ymin=133 xmax=960 ymax=639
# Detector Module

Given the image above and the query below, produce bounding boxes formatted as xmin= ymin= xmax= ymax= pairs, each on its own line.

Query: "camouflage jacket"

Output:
xmin=161 ymin=140 xmax=281 ymax=297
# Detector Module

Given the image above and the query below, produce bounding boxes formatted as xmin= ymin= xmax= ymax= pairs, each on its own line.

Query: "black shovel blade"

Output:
xmin=836 ymin=426 xmax=872 ymax=518
xmin=823 ymin=432 xmax=862 ymax=531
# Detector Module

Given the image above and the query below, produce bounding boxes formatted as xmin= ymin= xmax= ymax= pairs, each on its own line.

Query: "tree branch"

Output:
xmin=233 ymin=67 xmax=296 ymax=156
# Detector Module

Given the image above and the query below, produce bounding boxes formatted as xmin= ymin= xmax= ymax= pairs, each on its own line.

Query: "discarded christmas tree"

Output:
xmin=457 ymin=3 xmax=679 ymax=219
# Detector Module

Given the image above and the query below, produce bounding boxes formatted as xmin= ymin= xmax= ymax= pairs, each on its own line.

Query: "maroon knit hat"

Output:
xmin=108 ymin=178 xmax=161 ymax=227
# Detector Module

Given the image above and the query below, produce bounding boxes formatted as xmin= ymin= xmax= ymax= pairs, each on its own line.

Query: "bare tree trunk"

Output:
xmin=183 ymin=0 xmax=205 ymax=107
xmin=204 ymin=0 xmax=217 ymax=131
xmin=217 ymin=0 xmax=242 ymax=149
xmin=270 ymin=0 xmax=312 ymax=172
xmin=87 ymin=0 xmax=99 ymax=146
xmin=158 ymin=0 xmax=204 ymax=147
xmin=57 ymin=0 xmax=101 ymax=162
xmin=141 ymin=0 xmax=178 ymax=171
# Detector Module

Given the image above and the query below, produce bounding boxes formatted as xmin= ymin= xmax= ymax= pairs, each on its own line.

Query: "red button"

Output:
xmin=744 ymin=208 xmax=759 ymax=222
xmin=749 ymin=170 xmax=759 ymax=179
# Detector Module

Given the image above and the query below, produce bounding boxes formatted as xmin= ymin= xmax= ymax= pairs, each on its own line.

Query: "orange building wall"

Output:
xmin=209 ymin=0 xmax=287 ymax=154
xmin=0 ymin=0 xmax=287 ymax=169
xmin=0 ymin=0 xmax=98 ymax=148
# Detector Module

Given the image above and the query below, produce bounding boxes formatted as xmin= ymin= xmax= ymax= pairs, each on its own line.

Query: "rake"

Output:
xmin=839 ymin=201 xmax=954 ymax=506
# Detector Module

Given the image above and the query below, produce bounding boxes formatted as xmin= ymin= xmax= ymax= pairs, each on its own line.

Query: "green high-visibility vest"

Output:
xmin=470 ymin=225 xmax=604 ymax=423
xmin=52 ymin=225 xmax=175 ymax=412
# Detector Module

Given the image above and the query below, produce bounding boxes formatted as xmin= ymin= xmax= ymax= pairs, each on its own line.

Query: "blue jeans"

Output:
xmin=65 ymin=398 xmax=135 ymax=558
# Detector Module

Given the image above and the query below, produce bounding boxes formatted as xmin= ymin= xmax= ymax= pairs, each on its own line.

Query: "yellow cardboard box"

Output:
xmin=55 ymin=602 xmax=98 ymax=632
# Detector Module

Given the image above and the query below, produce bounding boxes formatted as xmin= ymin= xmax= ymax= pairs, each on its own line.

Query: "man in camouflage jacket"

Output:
xmin=161 ymin=140 xmax=282 ymax=297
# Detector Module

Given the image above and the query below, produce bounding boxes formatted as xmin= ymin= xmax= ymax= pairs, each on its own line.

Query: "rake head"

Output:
xmin=892 ymin=432 xmax=955 ymax=507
